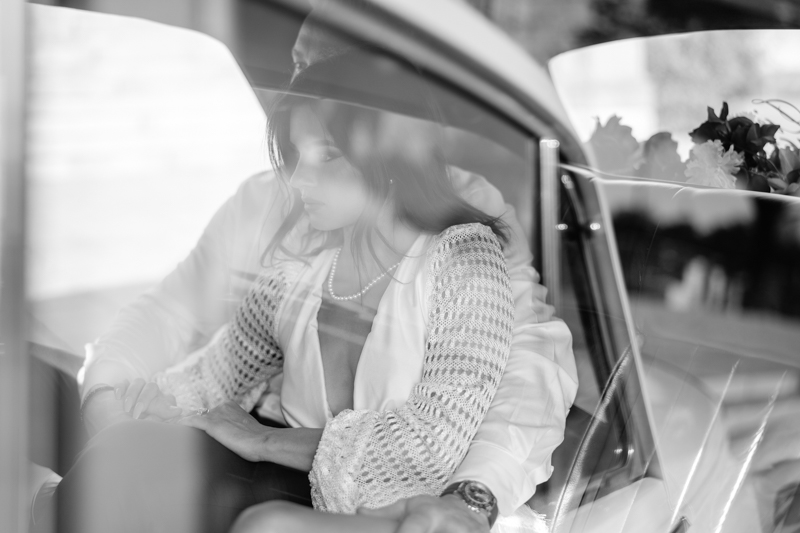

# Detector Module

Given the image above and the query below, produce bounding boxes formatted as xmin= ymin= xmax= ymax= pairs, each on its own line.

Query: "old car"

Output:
xmin=0 ymin=0 xmax=797 ymax=532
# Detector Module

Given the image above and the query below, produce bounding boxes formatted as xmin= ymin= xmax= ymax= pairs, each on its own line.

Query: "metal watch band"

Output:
xmin=441 ymin=480 xmax=499 ymax=527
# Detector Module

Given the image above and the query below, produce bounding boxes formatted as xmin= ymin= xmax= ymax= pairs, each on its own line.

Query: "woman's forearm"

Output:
xmin=261 ymin=427 xmax=324 ymax=471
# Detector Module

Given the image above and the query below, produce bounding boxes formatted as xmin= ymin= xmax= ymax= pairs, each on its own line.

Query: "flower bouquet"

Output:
xmin=586 ymin=100 xmax=800 ymax=195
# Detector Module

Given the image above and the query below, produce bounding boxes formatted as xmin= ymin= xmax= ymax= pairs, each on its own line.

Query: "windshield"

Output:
xmin=549 ymin=30 xmax=800 ymax=193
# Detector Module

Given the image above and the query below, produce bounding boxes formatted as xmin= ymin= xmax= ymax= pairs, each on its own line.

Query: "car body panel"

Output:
xmin=599 ymin=175 xmax=800 ymax=532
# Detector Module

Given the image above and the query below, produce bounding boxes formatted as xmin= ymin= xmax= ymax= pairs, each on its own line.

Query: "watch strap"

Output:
xmin=441 ymin=481 xmax=499 ymax=527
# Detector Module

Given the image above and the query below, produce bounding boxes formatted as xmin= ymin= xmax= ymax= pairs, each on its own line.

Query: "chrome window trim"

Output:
xmin=587 ymin=176 xmax=662 ymax=477
xmin=540 ymin=139 xmax=561 ymax=305
xmin=558 ymin=171 xmax=662 ymax=504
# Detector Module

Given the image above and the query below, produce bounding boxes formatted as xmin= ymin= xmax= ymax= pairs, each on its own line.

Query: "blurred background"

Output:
xmin=464 ymin=0 xmax=800 ymax=63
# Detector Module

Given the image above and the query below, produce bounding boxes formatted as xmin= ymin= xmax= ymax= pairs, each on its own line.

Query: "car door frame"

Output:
xmin=0 ymin=0 xmax=31 ymax=531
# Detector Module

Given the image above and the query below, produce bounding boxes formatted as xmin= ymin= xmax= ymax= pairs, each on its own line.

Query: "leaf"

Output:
xmin=768 ymin=177 xmax=787 ymax=192
xmin=788 ymin=168 xmax=800 ymax=185
xmin=729 ymin=116 xmax=754 ymax=130
xmin=730 ymin=126 xmax=750 ymax=153
xmin=586 ymin=115 xmax=640 ymax=173
xmin=761 ymin=123 xmax=781 ymax=140
xmin=734 ymin=166 xmax=750 ymax=190
xmin=769 ymin=147 xmax=782 ymax=171
xmin=749 ymin=173 xmax=771 ymax=192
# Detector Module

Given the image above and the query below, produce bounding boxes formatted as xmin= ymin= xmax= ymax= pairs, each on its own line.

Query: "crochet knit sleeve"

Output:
xmin=154 ymin=272 xmax=287 ymax=412
xmin=309 ymin=223 xmax=515 ymax=512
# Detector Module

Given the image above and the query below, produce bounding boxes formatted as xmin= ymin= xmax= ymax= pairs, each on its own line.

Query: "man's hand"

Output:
xmin=81 ymin=386 xmax=131 ymax=436
xmin=358 ymin=494 xmax=490 ymax=533
xmin=115 ymin=378 xmax=183 ymax=421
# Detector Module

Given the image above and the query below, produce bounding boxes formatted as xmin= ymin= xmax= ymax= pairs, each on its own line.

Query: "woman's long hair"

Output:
xmin=263 ymin=51 xmax=507 ymax=272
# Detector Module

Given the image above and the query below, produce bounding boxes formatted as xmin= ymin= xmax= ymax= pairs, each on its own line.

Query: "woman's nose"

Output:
xmin=289 ymin=161 xmax=316 ymax=190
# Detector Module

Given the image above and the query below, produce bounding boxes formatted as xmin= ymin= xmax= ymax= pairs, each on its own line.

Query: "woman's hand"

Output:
xmin=178 ymin=400 xmax=272 ymax=462
xmin=359 ymin=495 xmax=490 ymax=533
xmin=115 ymin=378 xmax=183 ymax=421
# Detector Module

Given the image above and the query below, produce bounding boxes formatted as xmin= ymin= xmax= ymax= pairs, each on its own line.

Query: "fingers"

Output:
xmin=131 ymin=381 xmax=160 ymax=419
xmin=117 ymin=379 xmax=182 ymax=421
xmin=357 ymin=500 xmax=408 ymax=520
xmin=145 ymin=394 xmax=184 ymax=420
xmin=114 ymin=380 xmax=128 ymax=400
xmin=132 ymin=383 xmax=183 ymax=420
xmin=395 ymin=513 xmax=433 ymax=533
xmin=122 ymin=378 xmax=146 ymax=414
xmin=386 ymin=496 xmax=489 ymax=533
xmin=177 ymin=409 xmax=211 ymax=429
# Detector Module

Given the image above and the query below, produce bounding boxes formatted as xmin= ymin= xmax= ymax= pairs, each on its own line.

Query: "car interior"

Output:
xmin=27 ymin=1 xmax=667 ymax=529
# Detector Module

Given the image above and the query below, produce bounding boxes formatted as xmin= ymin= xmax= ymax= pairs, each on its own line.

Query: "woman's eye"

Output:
xmin=296 ymin=146 xmax=343 ymax=164
xmin=314 ymin=148 xmax=342 ymax=163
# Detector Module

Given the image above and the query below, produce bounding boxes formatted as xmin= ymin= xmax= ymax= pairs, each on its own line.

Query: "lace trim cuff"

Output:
xmin=154 ymin=371 xmax=205 ymax=411
xmin=309 ymin=409 xmax=375 ymax=513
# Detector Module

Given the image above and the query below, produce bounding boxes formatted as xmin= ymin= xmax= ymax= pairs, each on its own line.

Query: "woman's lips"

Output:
xmin=302 ymin=198 xmax=324 ymax=210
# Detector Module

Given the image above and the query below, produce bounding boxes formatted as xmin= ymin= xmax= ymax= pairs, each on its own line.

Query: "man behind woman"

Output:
xmin=52 ymin=14 xmax=577 ymax=533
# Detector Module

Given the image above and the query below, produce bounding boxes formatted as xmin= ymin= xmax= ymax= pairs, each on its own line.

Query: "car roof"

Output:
xmin=370 ymin=0 xmax=575 ymax=134
xmin=32 ymin=0 xmax=585 ymax=160
xmin=306 ymin=0 xmax=584 ymax=160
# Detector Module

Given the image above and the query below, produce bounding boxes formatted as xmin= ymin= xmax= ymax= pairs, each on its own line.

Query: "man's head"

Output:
xmin=291 ymin=0 xmax=378 ymax=79
xmin=291 ymin=16 xmax=353 ymax=79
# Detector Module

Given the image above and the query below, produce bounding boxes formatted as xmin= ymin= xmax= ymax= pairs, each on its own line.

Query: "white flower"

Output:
xmin=685 ymin=140 xmax=744 ymax=189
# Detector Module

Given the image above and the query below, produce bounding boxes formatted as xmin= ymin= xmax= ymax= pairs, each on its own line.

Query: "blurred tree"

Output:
xmin=484 ymin=0 xmax=593 ymax=64
xmin=645 ymin=32 xmax=761 ymax=144
xmin=460 ymin=0 xmax=800 ymax=63
xmin=462 ymin=0 xmax=493 ymax=17
xmin=579 ymin=0 xmax=800 ymax=47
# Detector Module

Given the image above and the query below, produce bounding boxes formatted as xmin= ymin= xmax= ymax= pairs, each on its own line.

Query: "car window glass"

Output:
xmin=533 ymin=174 xmax=666 ymax=530
xmin=606 ymin=180 xmax=800 ymax=532
xmin=549 ymin=30 xmax=800 ymax=191
xmin=27 ymin=0 xmax=542 ymax=508
xmin=28 ymin=5 xmax=267 ymax=351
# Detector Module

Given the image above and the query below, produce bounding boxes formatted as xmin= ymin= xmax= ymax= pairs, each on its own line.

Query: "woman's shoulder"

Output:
xmin=423 ymin=223 xmax=510 ymax=300
xmin=433 ymin=222 xmax=501 ymax=248
xmin=426 ymin=223 xmax=504 ymax=268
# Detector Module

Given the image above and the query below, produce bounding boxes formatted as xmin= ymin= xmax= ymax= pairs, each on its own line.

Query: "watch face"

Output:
xmin=461 ymin=481 xmax=495 ymax=508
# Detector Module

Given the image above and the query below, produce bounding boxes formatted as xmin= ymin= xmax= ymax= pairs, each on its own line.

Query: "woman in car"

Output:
xmin=38 ymin=51 xmax=521 ymax=533
xmin=166 ymin=49 xmax=515 ymax=512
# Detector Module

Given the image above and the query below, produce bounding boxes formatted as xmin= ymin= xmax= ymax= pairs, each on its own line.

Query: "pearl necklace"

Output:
xmin=327 ymin=248 xmax=402 ymax=301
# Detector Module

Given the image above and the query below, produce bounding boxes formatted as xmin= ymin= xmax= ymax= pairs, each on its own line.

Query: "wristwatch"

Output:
xmin=441 ymin=480 xmax=499 ymax=527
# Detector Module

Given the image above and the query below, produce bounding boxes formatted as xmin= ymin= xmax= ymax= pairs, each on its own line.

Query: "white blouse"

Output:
xmin=279 ymin=232 xmax=430 ymax=428
xmin=83 ymin=170 xmax=578 ymax=518
xmin=155 ymin=223 xmax=515 ymax=513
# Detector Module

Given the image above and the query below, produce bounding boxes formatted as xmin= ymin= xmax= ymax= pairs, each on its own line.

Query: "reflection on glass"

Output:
xmin=551 ymin=31 xmax=800 ymax=196
xmin=606 ymin=180 xmax=800 ymax=532
xmin=27 ymin=3 xmax=577 ymax=533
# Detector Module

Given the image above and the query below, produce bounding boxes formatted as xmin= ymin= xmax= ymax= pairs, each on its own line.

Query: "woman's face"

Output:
xmin=288 ymin=105 xmax=370 ymax=232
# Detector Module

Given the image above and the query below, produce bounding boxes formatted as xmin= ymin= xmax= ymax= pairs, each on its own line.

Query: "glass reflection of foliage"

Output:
xmin=586 ymin=117 xmax=686 ymax=181
xmin=579 ymin=0 xmax=797 ymax=47
xmin=645 ymin=33 xmax=760 ymax=149
xmin=578 ymin=0 xmax=674 ymax=47
xmin=613 ymin=199 xmax=800 ymax=317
